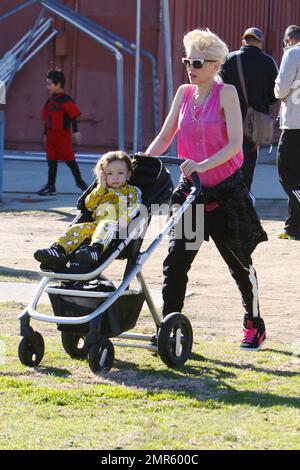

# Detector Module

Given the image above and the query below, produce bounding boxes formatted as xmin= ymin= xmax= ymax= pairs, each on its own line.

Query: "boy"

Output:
xmin=37 ymin=69 xmax=87 ymax=195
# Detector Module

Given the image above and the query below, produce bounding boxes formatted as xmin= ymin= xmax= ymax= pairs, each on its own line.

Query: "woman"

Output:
xmin=146 ymin=29 xmax=267 ymax=350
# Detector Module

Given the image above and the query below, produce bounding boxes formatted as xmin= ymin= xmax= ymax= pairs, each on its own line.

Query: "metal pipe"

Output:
xmin=111 ymin=342 xmax=157 ymax=352
xmin=2 ymin=17 xmax=46 ymax=57
xmin=133 ymin=0 xmax=141 ymax=153
xmin=20 ymin=29 xmax=57 ymax=69
xmin=0 ymin=0 xmax=37 ymax=23
xmin=0 ymin=18 xmax=51 ymax=82
xmin=6 ymin=7 xmax=46 ymax=91
xmin=40 ymin=0 xmax=125 ymax=149
xmin=136 ymin=272 xmax=161 ymax=326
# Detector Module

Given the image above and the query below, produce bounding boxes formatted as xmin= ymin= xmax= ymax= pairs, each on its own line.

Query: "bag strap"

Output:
xmin=236 ymin=52 xmax=249 ymax=107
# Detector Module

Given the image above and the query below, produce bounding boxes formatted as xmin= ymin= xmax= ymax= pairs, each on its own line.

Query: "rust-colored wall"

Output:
xmin=1 ymin=0 xmax=160 ymax=151
xmin=1 ymin=0 xmax=300 ymax=151
xmin=158 ymin=0 xmax=300 ymax=118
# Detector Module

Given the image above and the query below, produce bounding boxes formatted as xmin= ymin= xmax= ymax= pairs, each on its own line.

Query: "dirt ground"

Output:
xmin=0 ymin=200 xmax=299 ymax=347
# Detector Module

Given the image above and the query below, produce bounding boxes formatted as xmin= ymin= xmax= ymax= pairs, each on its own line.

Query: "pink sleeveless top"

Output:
xmin=177 ymin=82 xmax=243 ymax=188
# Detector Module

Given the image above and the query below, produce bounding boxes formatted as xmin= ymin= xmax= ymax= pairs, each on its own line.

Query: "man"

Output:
xmin=221 ymin=27 xmax=278 ymax=191
xmin=275 ymin=25 xmax=300 ymax=240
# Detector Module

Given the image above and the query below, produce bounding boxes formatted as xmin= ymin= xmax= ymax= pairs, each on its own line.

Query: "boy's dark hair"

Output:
xmin=46 ymin=69 xmax=65 ymax=88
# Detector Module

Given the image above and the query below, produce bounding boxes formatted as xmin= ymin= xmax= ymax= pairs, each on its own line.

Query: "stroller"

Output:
xmin=18 ymin=155 xmax=201 ymax=374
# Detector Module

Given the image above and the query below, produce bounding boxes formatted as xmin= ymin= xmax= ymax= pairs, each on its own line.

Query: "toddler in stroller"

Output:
xmin=34 ymin=150 xmax=142 ymax=270
xmin=18 ymin=154 xmax=201 ymax=374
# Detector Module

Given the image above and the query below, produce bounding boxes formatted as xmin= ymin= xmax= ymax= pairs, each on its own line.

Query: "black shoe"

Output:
xmin=37 ymin=184 xmax=56 ymax=196
xmin=77 ymin=180 xmax=88 ymax=192
xmin=34 ymin=244 xmax=66 ymax=269
xmin=75 ymin=244 xmax=103 ymax=267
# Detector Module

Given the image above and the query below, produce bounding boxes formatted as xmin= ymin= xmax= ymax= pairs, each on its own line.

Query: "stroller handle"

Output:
xmin=158 ymin=155 xmax=202 ymax=198
xmin=190 ymin=172 xmax=202 ymax=198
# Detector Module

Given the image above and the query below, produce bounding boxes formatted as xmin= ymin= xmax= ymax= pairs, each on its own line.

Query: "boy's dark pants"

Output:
xmin=162 ymin=198 xmax=260 ymax=322
xmin=47 ymin=160 xmax=84 ymax=187
xmin=277 ymin=129 xmax=300 ymax=238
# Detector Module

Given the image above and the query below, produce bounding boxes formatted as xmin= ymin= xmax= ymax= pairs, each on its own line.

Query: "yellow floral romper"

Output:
xmin=56 ymin=183 xmax=142 ymax=254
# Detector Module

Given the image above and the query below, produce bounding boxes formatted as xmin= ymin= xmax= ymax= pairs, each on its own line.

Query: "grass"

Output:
xmin=0 ymin=301 xmax=299 ymax=450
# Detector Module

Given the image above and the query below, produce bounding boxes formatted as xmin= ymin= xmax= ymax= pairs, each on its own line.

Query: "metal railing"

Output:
xmin=0 ymin=17 xmax=57 ymax=86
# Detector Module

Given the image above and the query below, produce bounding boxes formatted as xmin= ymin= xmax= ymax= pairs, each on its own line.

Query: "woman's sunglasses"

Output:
xmin=182 ymin=58 xmax=216 ymax=69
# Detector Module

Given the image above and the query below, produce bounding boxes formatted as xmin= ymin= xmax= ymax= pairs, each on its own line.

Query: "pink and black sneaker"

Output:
xmin=240 ymin=318 xmax=266 ymax=351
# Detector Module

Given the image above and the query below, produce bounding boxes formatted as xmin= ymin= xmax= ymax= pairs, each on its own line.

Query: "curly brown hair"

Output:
xmin=93 ymin=150 xmax=133 ymax=180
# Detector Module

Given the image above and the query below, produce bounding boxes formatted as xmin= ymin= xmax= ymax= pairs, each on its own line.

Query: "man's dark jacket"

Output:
xmin=220 ymin=45 xmax=278 ymax=119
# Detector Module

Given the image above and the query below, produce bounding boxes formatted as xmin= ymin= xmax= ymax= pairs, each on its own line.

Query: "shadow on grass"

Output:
xmin=0 ymin=266 xmax=40 ymax=281
xmin=0 ymin=367 xmax=71 ymax=379
xmin=36 ymin=366 xmax=72 ymax=378
xmin=107 ymin=350 xmax=300 ymax=409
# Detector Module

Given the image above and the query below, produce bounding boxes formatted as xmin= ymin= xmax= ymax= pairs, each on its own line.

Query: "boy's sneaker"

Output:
xmin=77 ymin=180 xmax=88 ymax=192
xmin=240 ymin=318 xmax=266 ymax=351
xmin=34 ymin=244 xmax=66 ymax=269
xmin=75 ymin=244 xmax=103 ymax=267
xmin=37 ymin=184 xmax=56 ymax=196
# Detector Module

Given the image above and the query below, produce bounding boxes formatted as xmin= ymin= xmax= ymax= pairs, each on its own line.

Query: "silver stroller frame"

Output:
xmin=18 ymin=165 xmax=201 ymax=373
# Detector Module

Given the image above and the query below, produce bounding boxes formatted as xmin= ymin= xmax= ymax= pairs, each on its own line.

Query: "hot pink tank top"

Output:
xmin=177 ymin=82 xmax=243 ymax=188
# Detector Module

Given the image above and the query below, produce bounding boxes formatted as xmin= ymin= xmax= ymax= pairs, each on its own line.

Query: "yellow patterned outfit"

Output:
xmin=56 ymin=183 xmax=142 ymax=254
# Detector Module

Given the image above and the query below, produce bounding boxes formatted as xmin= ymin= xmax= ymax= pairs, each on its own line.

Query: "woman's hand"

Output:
xmin=180 ymin=159 xmax=207 ymax=176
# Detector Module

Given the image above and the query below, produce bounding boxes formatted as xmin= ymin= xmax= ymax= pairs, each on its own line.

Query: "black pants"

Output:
xmin=277 ymin=129 xmax=300 ymax=237
xmin=162 ymin=199 xmax=260 ymax=322
xmin=241 ymin=136 xmax=258 ymax=191
xmin=47 ymin=160 xmax=84 ymax=187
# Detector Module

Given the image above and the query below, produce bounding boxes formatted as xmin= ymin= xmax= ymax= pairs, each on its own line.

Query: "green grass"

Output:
xmin=0 ymin=301 xmax=299 ymax=450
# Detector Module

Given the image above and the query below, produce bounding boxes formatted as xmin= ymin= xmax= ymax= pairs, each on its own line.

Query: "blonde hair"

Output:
xmin=183 ymin=28 xmax=228 ymax=65
xmin=94 ymin=150 xmax=133 ymax=180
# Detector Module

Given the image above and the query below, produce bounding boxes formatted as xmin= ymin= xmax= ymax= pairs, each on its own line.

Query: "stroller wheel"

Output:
xmin=88 ymin=339 xmax=115 ymax=374
xmin=157 ymin=313 xmax=193 ymax=367
xmin=18 ymin=331 xmax=45 ymax=367
xmin=61 ymin=332 xmax=88 ymax=360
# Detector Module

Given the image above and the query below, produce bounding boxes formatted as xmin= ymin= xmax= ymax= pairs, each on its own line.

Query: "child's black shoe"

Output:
xmin=34 ymin=244 xmax=66 ymax=269
xmin=74 ymin=244 xmax=103 ymax=267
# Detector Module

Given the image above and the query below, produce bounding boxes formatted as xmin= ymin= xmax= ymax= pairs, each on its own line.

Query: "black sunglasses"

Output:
xmin=182 ymin=58 xmax=216 ymax=69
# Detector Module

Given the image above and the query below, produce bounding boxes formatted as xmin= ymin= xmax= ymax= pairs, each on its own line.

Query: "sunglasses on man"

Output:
xmin=182 ymin=58 xmax=217 ymax=69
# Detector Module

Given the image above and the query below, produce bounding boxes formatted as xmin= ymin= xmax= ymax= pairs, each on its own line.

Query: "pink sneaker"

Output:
xmin=240 ymin=318 xmax=266 ymax=351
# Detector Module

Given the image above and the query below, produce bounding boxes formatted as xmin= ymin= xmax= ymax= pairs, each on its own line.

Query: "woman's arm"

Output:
xmin=181 ymin=85 xmax=243 ymax=175
xmin=146 ymin=85 xmax=187 ymax=156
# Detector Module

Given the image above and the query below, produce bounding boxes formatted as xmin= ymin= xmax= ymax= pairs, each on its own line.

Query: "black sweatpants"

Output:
xmin=162 ymin=198 xmax=260 ymax=322
xmin=241 ymin=136 xmax=258 ymax=192
xmin=277 ymin=129 xmax=300 ymax=238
